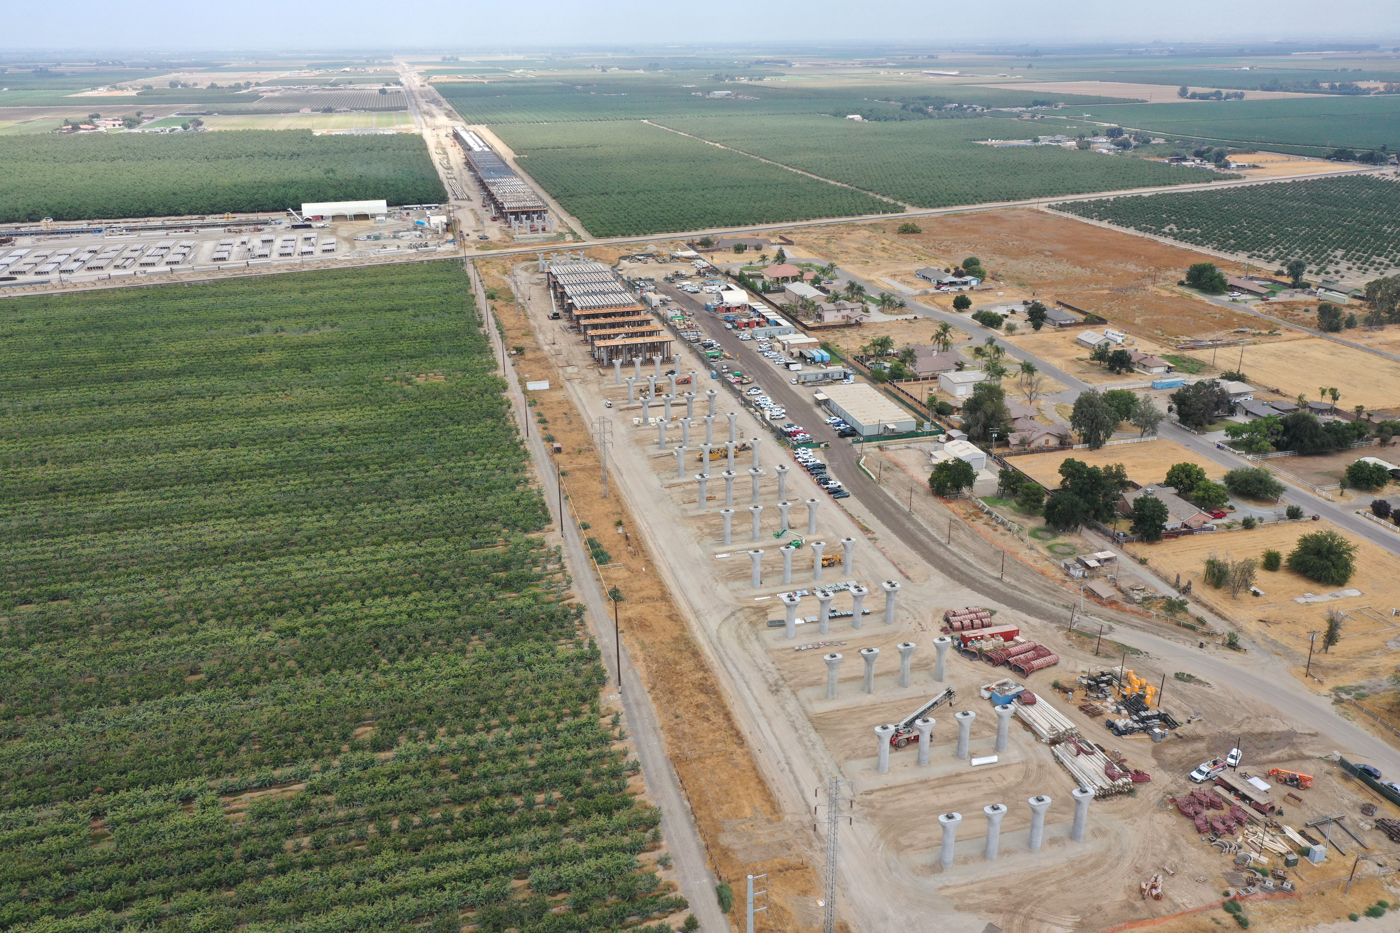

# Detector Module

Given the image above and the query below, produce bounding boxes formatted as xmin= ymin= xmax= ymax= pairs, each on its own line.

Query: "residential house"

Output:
xmin=1221 ymin=380 xmax=1255 ymax=402
xmin=812 ymin=300 xmax=866 ymax=324
xmin=1118 ymin=485 xmax=1212 ymax=531
xmin=909 ymin=347 xmax=963 ymax=377
xmin=762 ymin=263 xmax=802 ymax=282
xmin=915 ymin=267 xmax=979 ymax=289
xmin=1128 ymin=349 xmax=1170 ymax=376
xmin=1305 ymin=400 xmax=1336 ymax=416
xmin=1010 ymin=420 xmax=1071 ymax=449
xmin=1239 ymin=399 xmax=1277 ymax=420
xmin=1270 ymin=400 xmax=1300 ymax=414
xmin=1041 ymin=305 xmax=1080 ymax=327
xmin=938 ymin=370 xmax=987 ymax=398
xmin=1227 ymin=277 xmax=1271 ymax=298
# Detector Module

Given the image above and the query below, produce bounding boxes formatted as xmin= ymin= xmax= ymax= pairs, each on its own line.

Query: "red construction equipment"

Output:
xmin=955 ymin=624 xmax=1019 ymax=648
xmin=1267 ymin=768 xmax=1313 ymax=789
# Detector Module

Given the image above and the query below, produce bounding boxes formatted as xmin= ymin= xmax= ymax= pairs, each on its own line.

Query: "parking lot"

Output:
xmin=657 ymin=278 xmax=862 ymax=495
xmin=0 ymin=211 xmax=452 ymax=290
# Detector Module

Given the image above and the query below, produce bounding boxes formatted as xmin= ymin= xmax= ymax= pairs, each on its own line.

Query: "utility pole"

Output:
xmin=815 ymin=777 xmax=854 ymax=933
xmin=1159 ymin=672 xmax=1167 ymax=709
xmin=613 ymin=592 xmax=622 ymax=690
xmin=1305 ymin=630 xmax=1319 ymax=678
xmin=1095 ymin=624 xmax=1104 ymax=657
xmin=746 ymin=873 xmax=768 ymax=933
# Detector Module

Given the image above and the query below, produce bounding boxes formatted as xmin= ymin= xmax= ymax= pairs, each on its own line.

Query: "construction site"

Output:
xmin=481 ymin=249 xmax=1400 ymax=933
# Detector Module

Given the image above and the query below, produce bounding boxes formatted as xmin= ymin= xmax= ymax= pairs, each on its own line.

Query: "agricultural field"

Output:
xmin=1072 ymin=95 xmax=1400 ymax=152
xmin=493 ymin=121 xmax=901 ymax=237
xmin=440 ymin=79 xmax=1130 ymax=125
xmin=241 ymin=89 xmax=407 ymax=112
xmin=0 ymin=130 xmax=444 ymax=222
xmin=658 ymin=114 xmax=1230 ymax=209
xmin=0 ymin=262 xmax=685 ymax=933
xmin=1054 ymin=174 xmax=1400 ymax=277
xmin=144 ymin=111 xmax=416 ymax=132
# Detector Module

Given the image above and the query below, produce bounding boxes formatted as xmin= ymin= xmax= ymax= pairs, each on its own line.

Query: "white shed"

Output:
xmin=938 ymin=370 xmax=988 ymax=398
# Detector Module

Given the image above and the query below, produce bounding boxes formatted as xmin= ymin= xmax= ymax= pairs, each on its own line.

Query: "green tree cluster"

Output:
xmin=1184 ymin=262 xmax=1229 ymax=294
xmin=1043 ymin=458 xmax=1129 ymax=530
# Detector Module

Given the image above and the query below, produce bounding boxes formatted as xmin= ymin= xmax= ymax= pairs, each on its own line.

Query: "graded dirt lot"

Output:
xmin=781 ymin=210 xmax=1276 ymax=343
xmin=1010 ymin=438 xmax=1226 ymax=490
xmin=973 ymin=80 xmax=1320 ymax=102
xmin=1003 ymin=327 xmax=1179 ymax=385
xmin=1124 ymin=521 xmax=1400 ymax=684
xmin=1186 ymin=337 xmax=1400 ymax=410
xmin=1234 ymin=154 xmax=1361 ymax=179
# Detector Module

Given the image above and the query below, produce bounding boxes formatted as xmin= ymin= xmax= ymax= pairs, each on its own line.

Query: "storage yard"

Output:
xmin=485 ymin=248 xmax=1400 ymax=933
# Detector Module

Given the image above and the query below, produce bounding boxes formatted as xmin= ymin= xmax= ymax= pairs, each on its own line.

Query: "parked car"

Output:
xmin=1209 ymin=509 xmax=1228 ymax=520
xmin=746 ymin=387 xmax=762 ymax=396
xmin=1358 ymin=764 xmax=1383 ymax=780
xmin=1226 ymin=747 xmax=1242 ymax=768
xmin=831 ymin=489 xmax=851 ymax=499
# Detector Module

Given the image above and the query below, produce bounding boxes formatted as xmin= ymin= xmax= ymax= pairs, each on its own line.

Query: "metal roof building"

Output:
xmin=301 ymin=199 xmax=388 ymax=219
xmin=818 ymin=383 xmax=918 ymax=437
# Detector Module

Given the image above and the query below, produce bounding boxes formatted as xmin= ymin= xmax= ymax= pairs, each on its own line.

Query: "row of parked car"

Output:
xmin=794 ymin=448 xmax=849 ymax=499
xmin=824 ymin=415 xmax=860 ymax=439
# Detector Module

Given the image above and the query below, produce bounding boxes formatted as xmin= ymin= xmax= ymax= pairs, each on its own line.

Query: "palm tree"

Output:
xmin=985 ymin=361 xmax=1008 ymax=382
xmin=1355 ymin=404 xmax=1366 ymax=420
xmin=897 ymin=345 xmax=917 ymax=368
xmin=821 ymin=262 xmax=838 ymax=278
xmin=1328 ymin=387 xmax=1340 ymax=411
xmin=934 ymin=322 xmax=955 ymax=353
xmin=843 ymin=280 xmax=867 ymax=303
xmin=983 ymin=336 xmax=1005 ymax=362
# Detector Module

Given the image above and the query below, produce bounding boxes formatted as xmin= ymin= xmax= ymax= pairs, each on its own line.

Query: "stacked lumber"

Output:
xmin=1052 ymin=738 xmax=1133 ymax=796
xmin=1377 ymin=819 xmax=1400 ymax=843
xmin=1244 ymin=828 xmax=1289 ymax=856
xmin=1015 ymin=694 xmax=1079 ymax=744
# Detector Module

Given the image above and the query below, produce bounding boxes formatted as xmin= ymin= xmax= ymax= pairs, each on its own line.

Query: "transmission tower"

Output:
xmin=594 ymin=416 xmax=613 ymax=498
xmin=814 ymin=776 xmax=854 ymax=933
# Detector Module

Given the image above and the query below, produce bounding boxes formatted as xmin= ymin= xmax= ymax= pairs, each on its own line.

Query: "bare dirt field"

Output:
xmin=1275 ymin=447 xmax=1399 ymax=489
xmin=1125 ymin=522 xmax=1400 ymax=685
xmin=1003 ymin=328 xmax=1179 ymax=385
xmin=1010 ymin=439 xmax=1226 ymax=490
xmin=781 ymin=210 xmax=1277 ymax=343
xmin=973 ymin=80 xmax=1320 ymax=102
xmin=1186 ymin=337 xmax=1400 ymax=410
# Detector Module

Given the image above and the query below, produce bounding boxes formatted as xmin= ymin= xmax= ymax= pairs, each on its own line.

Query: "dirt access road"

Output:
xmin=472 ymin=264 xmax=731 ymax=933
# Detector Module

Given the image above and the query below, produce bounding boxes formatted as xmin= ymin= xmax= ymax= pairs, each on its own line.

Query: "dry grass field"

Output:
xmin=1010 ymin=437 xmax=1225 ymax=489
xmin=1186 ymin=337 xmax=1400 ymax=410
xmin=782 ymin=210 xmax=1276 ymax=343
xmin=1124 ymin=521 xmax=1400 ymax=683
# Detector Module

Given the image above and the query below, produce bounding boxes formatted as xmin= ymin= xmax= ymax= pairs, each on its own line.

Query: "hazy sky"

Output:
xmin=3 ymin=0 xmax=1399 ymax=51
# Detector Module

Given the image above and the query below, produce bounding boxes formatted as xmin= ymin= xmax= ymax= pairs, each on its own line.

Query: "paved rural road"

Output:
xmin=787 ymin=258 xmax=1400 ymax=560
xmin=673 ymin=277 xmax=1400 ymax=780
xmin=473 ymin=264 xmax=729 ymax=933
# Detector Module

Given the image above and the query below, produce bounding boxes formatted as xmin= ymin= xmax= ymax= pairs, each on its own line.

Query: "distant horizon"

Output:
xmin=0 ymin=0 xmax=1399 ymax=55
xmin=4 ymin=39 xmax=1400 ymax=58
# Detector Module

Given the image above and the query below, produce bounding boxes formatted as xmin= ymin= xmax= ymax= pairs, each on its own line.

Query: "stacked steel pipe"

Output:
xmin=942 ymin=608 xmax=994 ymax=633
xmin=985 ymin=641 xmax=1040 ymax=666
xmin=1010 ymin=652 xmax=1060 ymax=677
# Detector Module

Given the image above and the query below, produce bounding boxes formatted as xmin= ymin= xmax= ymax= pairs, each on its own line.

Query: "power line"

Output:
xmin=814 ymin=776 xmax=854 ymax=933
